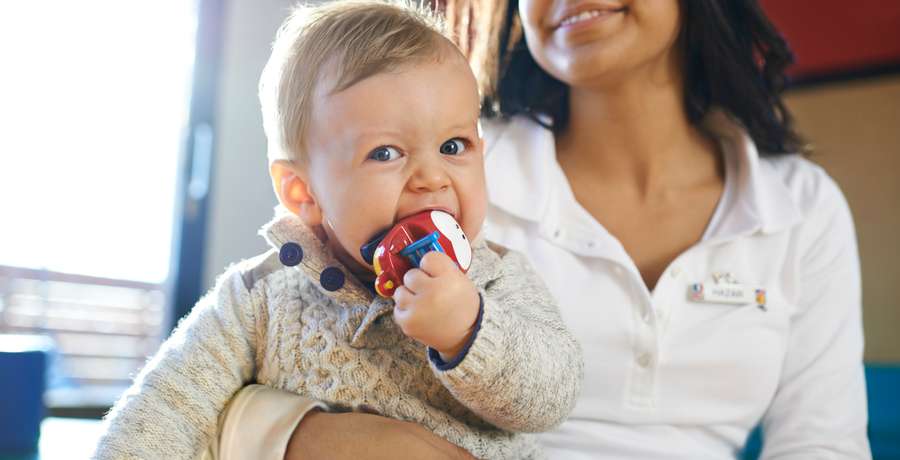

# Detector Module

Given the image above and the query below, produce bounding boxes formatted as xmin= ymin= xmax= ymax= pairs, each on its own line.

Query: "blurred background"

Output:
xmin=0 ymin=0 xmax=898 ymax=458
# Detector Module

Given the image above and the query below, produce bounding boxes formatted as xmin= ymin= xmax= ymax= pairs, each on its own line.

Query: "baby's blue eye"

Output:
xmin=439 ymin=138 xmax=466 ymax=155
xmin=368 ymin=146 xmax=401 ymax=162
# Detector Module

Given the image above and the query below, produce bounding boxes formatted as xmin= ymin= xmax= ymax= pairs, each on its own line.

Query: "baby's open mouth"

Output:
xmin=359 ymin=208 xmax=458 ymax=264
xmin=395 ymin=206 xmax=456 ymax=222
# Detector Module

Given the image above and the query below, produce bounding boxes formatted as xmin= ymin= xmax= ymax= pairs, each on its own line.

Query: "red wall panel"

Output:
xmin=760 ymin=0 xmax=900 ymax=78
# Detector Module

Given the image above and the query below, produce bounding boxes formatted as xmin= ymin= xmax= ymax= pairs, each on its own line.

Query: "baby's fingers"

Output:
xmin=418 ymin=251 xmax=458 ymax=277
xmin=402 ymin=268 xmax=431 ymax=293
xmin=392 ymin=287 xmax=425 ymax=339
xmin=392 ymin=285 xmax=414 ymax=311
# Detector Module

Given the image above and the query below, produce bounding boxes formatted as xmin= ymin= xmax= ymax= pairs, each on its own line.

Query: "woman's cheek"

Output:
xmin=519 ymin=0 xmax=548 ymax=41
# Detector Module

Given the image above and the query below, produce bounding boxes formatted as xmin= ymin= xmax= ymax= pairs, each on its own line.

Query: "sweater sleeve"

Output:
xmin=429 ymin=248 xmax=584 ymax=433
xmin=92 ymin=267 xmax=259 ymax=460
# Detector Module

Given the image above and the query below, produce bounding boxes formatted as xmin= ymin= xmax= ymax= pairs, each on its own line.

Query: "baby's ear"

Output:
xmin=270 ymin=160 xmax=323 ymax=226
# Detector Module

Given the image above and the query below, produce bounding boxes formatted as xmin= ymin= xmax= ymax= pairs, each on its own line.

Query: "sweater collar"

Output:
xmin=260 ymin=208 xmax=503 ymax=348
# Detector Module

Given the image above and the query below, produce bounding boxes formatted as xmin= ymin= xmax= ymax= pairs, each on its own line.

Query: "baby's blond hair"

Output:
xmin=260 ymin=0 xmax=451 ymax=163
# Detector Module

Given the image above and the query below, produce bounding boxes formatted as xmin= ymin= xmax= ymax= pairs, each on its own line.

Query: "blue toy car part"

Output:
xmin=399 ymin=231 xmax=444 ymax=268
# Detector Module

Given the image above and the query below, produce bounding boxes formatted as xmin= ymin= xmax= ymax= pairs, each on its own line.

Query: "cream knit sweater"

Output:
xmin=92 ymin=212 xmax=583 ymax=459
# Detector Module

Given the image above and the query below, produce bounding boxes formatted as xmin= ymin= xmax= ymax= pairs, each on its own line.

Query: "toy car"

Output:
xmin=359 ymin=210 xmax=472 ymax=297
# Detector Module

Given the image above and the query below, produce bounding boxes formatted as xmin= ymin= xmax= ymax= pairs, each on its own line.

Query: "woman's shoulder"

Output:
xmin=760 ymin=153 xmax=850 ymax=222
xmin=482 ymin=116 xmax=553 ymax=158
xmin=480 ymin=116 xmax=514 ymax=149
xmin=757 ymin=154 xmax=857 ymax=269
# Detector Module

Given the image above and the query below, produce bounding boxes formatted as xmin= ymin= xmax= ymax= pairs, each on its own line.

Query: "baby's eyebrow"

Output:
xmin=355 ymin=127 xmax=403 ymax=138
xmin=352 ymin=129 xmax=403 ymax=147
xmin=446 ymin=119 xmax=478 ymax=133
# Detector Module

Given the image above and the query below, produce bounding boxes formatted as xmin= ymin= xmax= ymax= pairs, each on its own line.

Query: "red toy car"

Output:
xmin=360 ymin=210 xmax=472 ymax=297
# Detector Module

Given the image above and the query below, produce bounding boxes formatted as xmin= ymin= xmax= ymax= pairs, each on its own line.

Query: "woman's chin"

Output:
xmin=553 ymin=58 xmax=627 ymax=89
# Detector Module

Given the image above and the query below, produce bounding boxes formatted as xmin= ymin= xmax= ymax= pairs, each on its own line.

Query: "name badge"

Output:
xmin=688 ymin=282 xmax=755 ymax=304
xmin=688 ymin=272 xmax=767 ymax=310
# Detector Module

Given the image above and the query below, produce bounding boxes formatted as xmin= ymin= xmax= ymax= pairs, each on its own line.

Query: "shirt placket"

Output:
xmin=624 ymin=254 xmax=691 ymax=409
xmin=622 ymin=262 xmax=660 ymax=409
xmin=548 ymin=220 xmax=667 ymax=409
xmin=539 ymin=169 xmax=676 ymax=410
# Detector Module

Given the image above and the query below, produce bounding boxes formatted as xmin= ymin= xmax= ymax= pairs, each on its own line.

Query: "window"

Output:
xmin=0 ymin=0 xmax=198 ymax=412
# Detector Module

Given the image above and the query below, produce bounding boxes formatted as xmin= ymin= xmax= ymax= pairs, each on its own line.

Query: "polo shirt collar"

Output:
xmin=701 ymin=110 xmax=801 ymax=239
xmin=483 ymin=116 xmax=555 ymax=224
xmin=484 ymin=111 xmax=801 ymax=243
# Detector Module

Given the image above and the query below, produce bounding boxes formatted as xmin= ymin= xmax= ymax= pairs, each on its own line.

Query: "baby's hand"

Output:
xmin=392 ymin=251 xmax=480 ymax=362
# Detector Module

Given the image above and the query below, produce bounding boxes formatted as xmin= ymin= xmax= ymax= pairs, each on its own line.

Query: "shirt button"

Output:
xmin=670 ymin=266 xmax=682 ymax=278
xmin=613 ymin=266 xmax=624 ymax=277
xmin=636 ymin=353 xmax=653 ymax=368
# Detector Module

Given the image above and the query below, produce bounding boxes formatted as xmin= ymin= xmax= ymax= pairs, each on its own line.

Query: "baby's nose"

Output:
xmin=408 ymin=159 xmax=451 ymax=192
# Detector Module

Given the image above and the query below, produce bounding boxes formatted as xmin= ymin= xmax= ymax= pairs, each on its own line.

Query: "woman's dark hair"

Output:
xmin=443 ymin=0 xmax=805 ymax=155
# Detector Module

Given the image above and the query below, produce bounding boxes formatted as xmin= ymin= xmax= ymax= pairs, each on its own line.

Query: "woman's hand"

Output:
xmin=284 ymin=410 xmax=476 ymax=460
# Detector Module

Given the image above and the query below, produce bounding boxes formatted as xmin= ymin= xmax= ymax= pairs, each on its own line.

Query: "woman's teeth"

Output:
xmin=559 ymin=9 xmax=619 ymax=27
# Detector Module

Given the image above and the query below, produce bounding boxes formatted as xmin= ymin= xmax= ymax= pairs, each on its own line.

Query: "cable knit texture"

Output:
xmin=92 ymin=210 xmax=583 ymax=459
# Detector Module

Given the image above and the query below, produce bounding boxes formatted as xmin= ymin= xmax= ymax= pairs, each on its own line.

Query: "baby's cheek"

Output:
xmin=462 ymin=201 xmax=486 ymax=242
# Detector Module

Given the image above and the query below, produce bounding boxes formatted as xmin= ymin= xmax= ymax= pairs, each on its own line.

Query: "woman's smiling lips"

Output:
xmin=553 ymin=2 xmax=627 ymax=30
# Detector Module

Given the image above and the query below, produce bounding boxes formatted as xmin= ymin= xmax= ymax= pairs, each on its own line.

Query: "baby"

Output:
xmin=92 ymin=1 xmax=582 ymax=459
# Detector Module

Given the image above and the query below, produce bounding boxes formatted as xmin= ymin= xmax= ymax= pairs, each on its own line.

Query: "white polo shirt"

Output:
xmin=482 ymin=112 xmax=871 ymax=459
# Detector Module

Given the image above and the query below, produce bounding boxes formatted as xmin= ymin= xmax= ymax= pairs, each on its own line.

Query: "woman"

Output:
xmin=212 ymin=0 xmax=870 ymax=458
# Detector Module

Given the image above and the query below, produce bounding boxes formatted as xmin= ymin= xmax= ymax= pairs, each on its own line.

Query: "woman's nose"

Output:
xmin=407 ymin=157 xmax=451 ymax=193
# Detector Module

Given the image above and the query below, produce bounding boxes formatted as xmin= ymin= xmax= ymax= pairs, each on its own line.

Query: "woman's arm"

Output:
xmin=759 ymin=175 xmax=871 ymax=459
xmin=285 ymin=409 xmax=476 ymax=460
xmin=427 ymin=246 xmax=584 ymax=433
xmin=208 ymin=385 xmax=475 ymax=460
xmin=203 ymin=385 xmax=325 ymax=460
xmin=92 ymin=268 xmax=259 ymax=459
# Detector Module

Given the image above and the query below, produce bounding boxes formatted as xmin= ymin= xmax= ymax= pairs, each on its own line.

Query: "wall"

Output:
xmin=784 ymin=75 xmax=900 ymax=362
xmin=203 ymin=0 xmax=293 ymax=287
xmin=203 ymin=1 xmax=900 ymax=361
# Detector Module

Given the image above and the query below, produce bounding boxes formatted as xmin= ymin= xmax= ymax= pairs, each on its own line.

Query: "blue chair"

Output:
xmin=867 ymin=365 xmax=900 ymax=459
xmin=0 ymin=335 xmax=54 ymax=454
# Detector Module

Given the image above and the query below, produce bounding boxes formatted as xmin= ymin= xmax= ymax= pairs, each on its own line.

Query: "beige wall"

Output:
xmin=785 ymin=75 xmax=900 ymax=362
